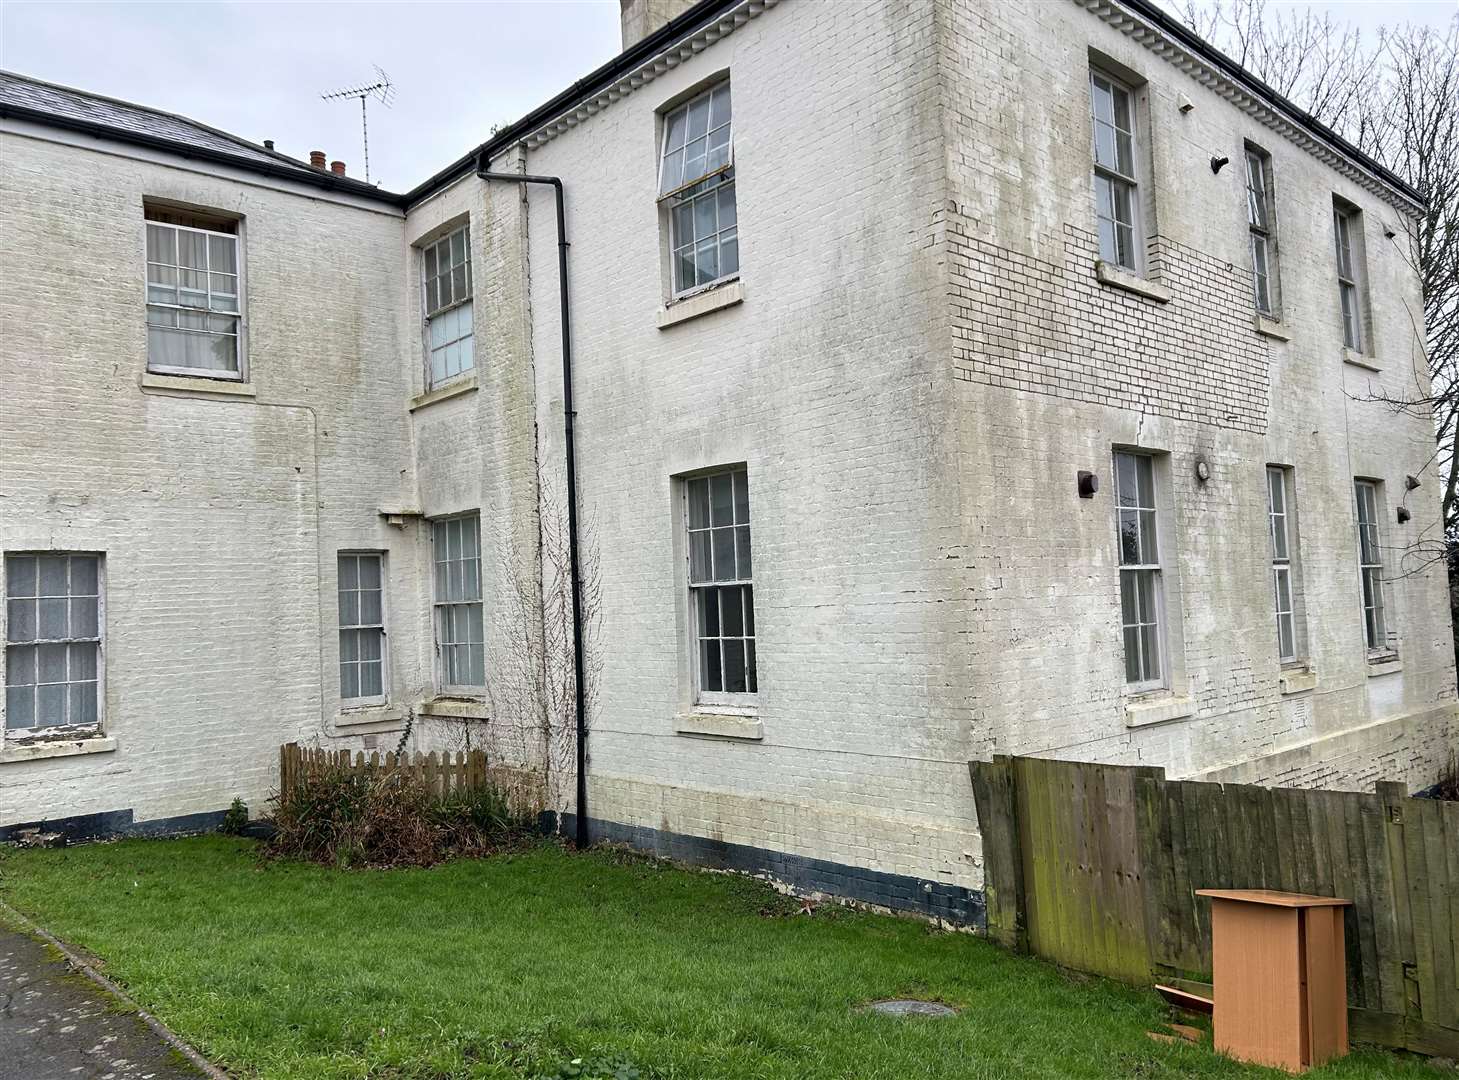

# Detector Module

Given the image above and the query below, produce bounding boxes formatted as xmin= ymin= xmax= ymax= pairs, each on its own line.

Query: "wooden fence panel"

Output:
xmin=969 ymin=754 xmax=1459 ymax=1058
xmin=278 ymin=742 xmax=489 ymax=800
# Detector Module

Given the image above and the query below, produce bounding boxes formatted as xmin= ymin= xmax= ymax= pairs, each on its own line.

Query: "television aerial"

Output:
xmin=321 ymin=65 xmax=396 ymax=184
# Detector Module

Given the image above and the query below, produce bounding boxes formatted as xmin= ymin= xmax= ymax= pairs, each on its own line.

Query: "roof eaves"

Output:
xmin=401 ymin=0 xmax=747 ymax=208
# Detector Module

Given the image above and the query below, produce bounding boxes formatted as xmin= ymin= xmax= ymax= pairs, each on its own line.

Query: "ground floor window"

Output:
xmin=4 ymin=553 xmax=102 ymax=732
xmin=432 ymin=514 xmax=484 ymax=691
xmin=338 ymin=552 xmax=386 ymax=702
xmin=686 ymin=468 xmax=756 ymax=702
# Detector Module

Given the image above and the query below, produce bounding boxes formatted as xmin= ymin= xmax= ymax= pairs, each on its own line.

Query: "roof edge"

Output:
xmin=1100 ymin=0 xmax=1424 ymax=212
xmin=401 ymin=0 xmax=746 ymax=208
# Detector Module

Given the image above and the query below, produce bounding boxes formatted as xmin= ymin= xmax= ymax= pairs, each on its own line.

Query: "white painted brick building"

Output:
xmin=2 ymin=0 xmax=1452 ymax=919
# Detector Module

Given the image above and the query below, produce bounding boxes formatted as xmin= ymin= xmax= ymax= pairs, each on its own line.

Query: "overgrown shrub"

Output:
xmin=266 ymin=765 xmax=531 ymax=868
xmin=220 ymin=797 xmax=249 ymax=835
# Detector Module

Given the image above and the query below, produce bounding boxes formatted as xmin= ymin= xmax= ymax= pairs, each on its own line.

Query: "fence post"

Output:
xmin=969 ymin=755 xmax=1026 ymax=950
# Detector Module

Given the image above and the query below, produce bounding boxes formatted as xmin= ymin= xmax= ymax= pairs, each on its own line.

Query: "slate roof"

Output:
xmin=0 ymin=70 xmax=402 ymax=203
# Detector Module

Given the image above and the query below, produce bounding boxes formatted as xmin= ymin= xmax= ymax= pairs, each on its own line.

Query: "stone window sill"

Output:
xmin=1095 ymin=261 xmax=1171 ymax=304
xmin=409 ymin=376 xmax=478 ymax=412
xmin=335 ymin=705 xmax=407 ymax=729
xmin=1279 ymin=665 xmax=1318 ymax=695
xmin=141 ymin=372 xmax=255 ymax=398
xmin=1367 ymin=655 xmax=1402 ymax=677
xmin=1343 ymin=349 xmax=1382 ymax=373
xmin=675 ymin=711 xmax=763 ymax=740
xmin=1124 ymin=694 xmax=1195 ymax=729
xmin=1254 ymin=315 xmax=1290 ymax=341
xmin=1 ymin=736 xmax=117 ymax=764
xmin=657 ymin=279 xmax=744 ymax=329
xmin=418 ymin=696 xmax=489 ymax=721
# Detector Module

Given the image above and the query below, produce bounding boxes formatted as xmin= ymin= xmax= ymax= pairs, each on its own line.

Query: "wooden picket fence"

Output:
xmin=970 ymin=755 xmax=1459 ymax=1057
xmin=279 ymin=742 xmax=491 ymax=799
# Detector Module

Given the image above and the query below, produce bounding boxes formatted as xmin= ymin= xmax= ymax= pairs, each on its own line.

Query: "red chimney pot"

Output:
xmin=309 ymin=150 xmax=326 ymax=169
xmin=330 ymin=161 xmax=346 ymax=176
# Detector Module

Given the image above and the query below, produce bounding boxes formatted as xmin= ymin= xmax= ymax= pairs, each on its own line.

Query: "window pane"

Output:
xmin=5 ymin=684 xmax=35 ymax=729
xmin=694 ymin=192 xmax=718 ymax=239
xmin=359 ymin=627 xmax=382 ymax=662
xmin=746 ymin=640 xmax=757 ymax=693
xmin=1123 ymin=626 xmax=1142 ymax=683
xmin=358 ymin=661 xmax=382 ymax=698
xmin=38 ymin=598 xmax=68 ymax=639
xmin=721 ymin=586 xmax=745 ymax=637
xmin=1119 ymin=509 xmax=1140 ymax=565
xmin=466 ymin=603 xmax=484 ymax=645
xmin=712 ymin=527 xmax=736 ymax=580
xmin=36 ymin=683 xmax=67 ymax=726
xmin=1277 ymin=613 xmax=1295 ymax=660
xmin=689 ymin=532 xmax=712 ymax=584
xmin=700 ymin=637 xmax=722 ymax=692
xmin=69 ymin=641 xmax=97 ymax=680
xmin=70 ymin=597 xmax=98 ymax=639
xmin=718 ymin=184 xmax=737 ymax=230
xmin=359 ymin=588 xmax=382 ymax=626
xmin=340 ymin=658 xmax=360 ymax=699
xmin=38 ymin=556 xmax=67 ymax=596
xmin=710 ymin=473 xmax=735 ymax=526
xmin=1139 ymin=624 xmax=1161 ymax=682
xmin=709 ymin=84 xmax=731 ymax=128
xmin=744 ymin=585 xmax=755 ymax=635
xmin=688 ymin=478 xmax=710 ymax=529
xmin=7 ymin=556 xmax=37 ymax=598
xmin=209 ymin=235 xmax=237 ymax=274
xmin=7 ymin=644 xmax=35 ymax=686
xmin=720 ymin=231 xmax=739 ymax=278
xmin=686 ymin=95 xmax=710 ymax=139
xmin=338 ymin=556 xmax=358 ymax=591
xmin=722 ymin=639 xmax=747 ymax=693
xmin=1138 ymin=510 xmax=1158 ymax=563
xmin=338 ymin=589 xmax=359 ymax=626
xmin=698 ymin=588 xmax=720 ymax=637
xmin=664 ymin=107 xmax=687 ymax=154
xmin=71 ymin=557 xmax=98 ymax=595
xmin=7 ymin=599 xmax=36 ymax=642
xmin=467 ymin=644 xmax=485 ymax=687
xmin=1120 ymin=571 xmax=1137 ymax=625
xmin=736 ymin=525 xmax=752 ymax=580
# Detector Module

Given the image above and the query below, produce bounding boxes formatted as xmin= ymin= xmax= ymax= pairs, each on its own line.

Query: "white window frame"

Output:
xmin=1090 ymin=69 xmax=1143 ymax=273
xmin=431 ymin=513 xmax=485 ymax=695
xmin=421 ymin=224 xmax=475 ymax=390
xmin=3 ymin=552 xmax=105 ymax=740
xmin=659 ymin=82 xmax=739 ymax=299
xmin=338 ymin=551 xmax=388 ymax=706
xmin=1266 ymin=466 xmax=1299 ymax=663
xmin=1334 ymin=203 xmax=1364 ymax=351
xmin=1354 ymin=479 xmax=1390 ymax=656
xmin=145 ymin=216 xmax=246 ymax=380
xmin=1115 ymin=451 xmax=1165 ymax=691
xmin=1245 ymin=147 xmax=1277 ymax=316
xmin=684 ymin=467 xmax=756 ymax=707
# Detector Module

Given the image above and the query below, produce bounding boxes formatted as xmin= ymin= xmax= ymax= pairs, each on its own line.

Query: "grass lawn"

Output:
xmin=0 ymin=837 xmax=1445 ymax=1080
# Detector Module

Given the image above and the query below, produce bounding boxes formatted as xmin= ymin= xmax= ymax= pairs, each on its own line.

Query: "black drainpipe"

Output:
xmin=475 ymin=152 xmax=589 ymax=849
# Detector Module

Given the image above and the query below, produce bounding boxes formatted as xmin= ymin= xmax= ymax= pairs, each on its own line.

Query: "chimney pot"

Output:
xmin=263 ymin=139 xmax=275 ymax=151
xmin=330 ymin=160 xmax=346 ymax=176
xmin=309 ymin=150 xmax=326 ymax=169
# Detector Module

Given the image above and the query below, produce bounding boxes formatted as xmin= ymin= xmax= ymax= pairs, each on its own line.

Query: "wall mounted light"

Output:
xmin=1194 ymin=457 xmax=1212 ymax=483
xmin=1397 ymin=506 xmax=1412 ymax=524
xmin=1078 ymin=471 xmax=1100 ymax=499
xmin=1406 ymin=474 xmax=1421 ymax=490
xmin=1177 ymin=93 xmax=1195 ymax=114
xmin=1210 ymin=155 xmax=1230 ymax=174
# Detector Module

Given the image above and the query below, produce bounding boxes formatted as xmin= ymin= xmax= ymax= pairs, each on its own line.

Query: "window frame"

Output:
xmin=3 ymin=552 xmax=105 ymax=740
xmin=337 ymin=551 xmax=388 ymax=707
xmin=1266 ymin=466 xmax=1300 ymax=663
xmin=1333 ymin=201 xmax=1365 ymax=351
xmin=144 ymin=214 xmax=246 ymax=381
xmin=1245 ymin=146 xmax=1279 ymax=317
xmin=683 ymin=466 xmax=757 ymax=708
xmin=430 ymin=513 xmax=485 ymax=695
xmin=1114 ymin=450 xmax=1166 ymax=692
xmin=658 ymin=81 xmax=739 ymax=299
xmin=420 ymin=224 xmax=475 ymax=390
xmin=1089 ymin=68 xmax=1144 ymax=274
xmin=1353 ymin=479 xmax=1390 ymax=657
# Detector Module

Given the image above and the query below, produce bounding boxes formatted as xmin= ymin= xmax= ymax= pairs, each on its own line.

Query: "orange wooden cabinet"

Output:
xmin=1196 ymin=890 xmax=1352 ymax=1072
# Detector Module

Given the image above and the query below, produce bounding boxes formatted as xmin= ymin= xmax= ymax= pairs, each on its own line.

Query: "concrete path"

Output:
xmin=0 ymin=927 xmax=205 ymax=1080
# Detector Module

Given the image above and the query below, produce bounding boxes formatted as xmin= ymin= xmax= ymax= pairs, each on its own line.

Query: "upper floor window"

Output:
xmin=1090 ymin=70 xmax=1141 ymax=272
xmin=1266 ymin=466 xmax=1304 ymax=663
xmin=1333 ymin=200 xmax=1366 ymax=351
xmin=1115 ymin=451 xmax=1163 ymax=689
xmin=338 ymin=553 xmax=386 ymax=703
xmin=685 ymin=467 xmax=756 ymax=703
xmin=145 ymin=208 xmax=242 ymax=378
xmin=659 ymin=82 xmax=738 ymax=297
xmin=1245 ymin=147 xmax=1279 ymax=316
xmin=1354 ymin=480 xmax=1389 ymax=655
xmin=432 ymin=514 xmax=484 ymax=691
xmin=422 ymin=225 xmax=474 ymax=388
xmin=4 ymin=553 xmax=102 ymax=735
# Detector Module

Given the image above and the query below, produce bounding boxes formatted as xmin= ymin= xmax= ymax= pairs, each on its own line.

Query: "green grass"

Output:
xmin=0 ymin=837 xmax=1441 ymax=1080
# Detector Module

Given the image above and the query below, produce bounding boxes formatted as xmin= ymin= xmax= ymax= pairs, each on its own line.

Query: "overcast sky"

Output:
xmin=1 ymin=1 xmax=1454 ymax=193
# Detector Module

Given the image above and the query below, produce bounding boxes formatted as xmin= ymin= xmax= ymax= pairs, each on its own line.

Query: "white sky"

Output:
xmin=1 ymin=0 xmax=1454 ymax=193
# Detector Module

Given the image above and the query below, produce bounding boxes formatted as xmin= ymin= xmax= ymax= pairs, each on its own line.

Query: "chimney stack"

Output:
xmin=619 ymin=0 xmax=697 ymax=50
xmin=263 ymin=139 xmax=275 ymax=151
xmin=309 ymin=150 xmax=326 ymax=170
xmin=330 ymin=161 xmax=346 ymax=176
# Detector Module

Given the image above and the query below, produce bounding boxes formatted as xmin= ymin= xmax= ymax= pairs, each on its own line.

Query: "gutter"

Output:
xmin=1107 ymin=0 xmax=1424 ymax=210
xmin=403 ymin=0 xmax=747 ymax=208
xmin=0 ymin=98 xmax=405 ymax=206
xmin=475 ymin=153 xmax=590 ymax=850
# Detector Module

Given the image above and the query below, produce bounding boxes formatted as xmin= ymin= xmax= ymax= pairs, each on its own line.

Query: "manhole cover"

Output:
xmin=863 ymin=999 xmax=958 ymax=1017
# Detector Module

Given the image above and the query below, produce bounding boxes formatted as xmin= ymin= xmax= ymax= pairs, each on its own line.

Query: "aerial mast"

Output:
xmin=320 ymin=66 xmax=395 ymax=184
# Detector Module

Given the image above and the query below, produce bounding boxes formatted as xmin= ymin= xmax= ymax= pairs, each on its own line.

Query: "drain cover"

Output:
xmin=864 ymin=999 xmax=958 ymax=1017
